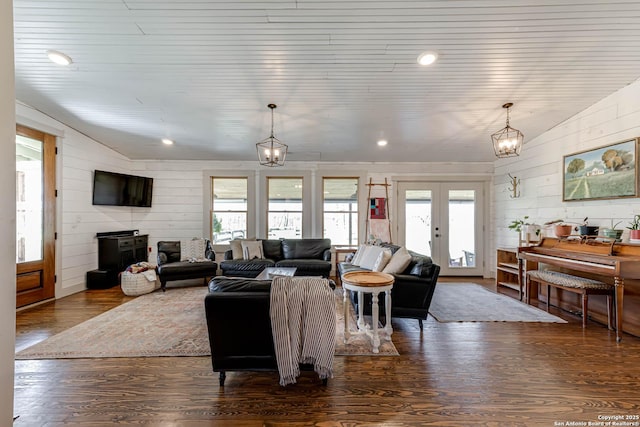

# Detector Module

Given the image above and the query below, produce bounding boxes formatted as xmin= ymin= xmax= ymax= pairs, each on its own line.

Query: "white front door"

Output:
xmin=397 ymin=181 xmax=484 ymax=276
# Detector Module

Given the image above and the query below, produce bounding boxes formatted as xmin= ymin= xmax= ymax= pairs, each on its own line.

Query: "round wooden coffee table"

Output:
xmin=341 ymin=271 xmax=394 ymax=354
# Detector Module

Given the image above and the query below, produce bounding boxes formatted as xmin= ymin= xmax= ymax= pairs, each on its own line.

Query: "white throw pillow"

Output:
xmin=359 ymin=246 xmax=386 ymax=270
xmin=373 ymin=249 xmax=393 ymax=272
xmin=229 ymin=239 xmax=255 ymax=260
xmin=241 ymin=240 xmax=264 ymax=260
xmin=350 ymin=244 xmax=367 ymax=266
xmin=180 ymin=238 xmax=208 ymax=261
xmin=382 ymin=247 xmax=412 ymax=274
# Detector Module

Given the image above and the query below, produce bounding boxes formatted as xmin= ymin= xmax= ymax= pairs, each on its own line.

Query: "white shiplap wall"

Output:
xmin=493 ymin=78 xmax=640 ymax=275
xmin=60 ymin=131 xmax=135 ymax=296
xmin=131 ymin=162 xmax=208 ymax=244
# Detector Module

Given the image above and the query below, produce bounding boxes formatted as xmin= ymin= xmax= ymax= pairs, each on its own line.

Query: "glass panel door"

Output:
xmin=15 ymin=125 xmax=56 ymax=308
xmin=397 ymin=182 xmax=484 ymax=276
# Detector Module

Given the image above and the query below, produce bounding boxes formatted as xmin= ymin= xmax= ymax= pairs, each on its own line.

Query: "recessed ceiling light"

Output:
xmin=377 ymin=139 xmax=388 ymax=147
xmin=417 ymin=51 xmax=438 ymax=66
xmin=161 ymin=138 xmax=174 ymax=145
xmin=47 ymin=50 xmax=73 ymax=66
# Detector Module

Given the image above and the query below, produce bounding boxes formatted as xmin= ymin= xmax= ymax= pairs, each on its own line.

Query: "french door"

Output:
xmin=16 ymin=125 xmax=56 ymax=308
xmin=397 ymin=181 xmax=484 ymax=276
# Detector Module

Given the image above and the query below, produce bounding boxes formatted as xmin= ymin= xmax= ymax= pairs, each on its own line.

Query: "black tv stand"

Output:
xmin=87 ymin=230 xmax=149 ymax=289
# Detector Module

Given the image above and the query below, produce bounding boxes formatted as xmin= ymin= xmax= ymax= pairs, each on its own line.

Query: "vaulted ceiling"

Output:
xmin=13 ymin=1 xmax=640 ymax=163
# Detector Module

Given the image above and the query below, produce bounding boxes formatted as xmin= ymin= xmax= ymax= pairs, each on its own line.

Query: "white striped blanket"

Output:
xmin=269 ymin=276 xmax=336 ymax=386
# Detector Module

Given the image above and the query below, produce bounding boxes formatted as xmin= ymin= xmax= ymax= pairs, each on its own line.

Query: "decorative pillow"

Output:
xmin=359 ymin=246 xmax=386 ymax=270
xmin=229 ymin=239 xmax=255 ymax=260
xmin=350 ymin=244 xmax=367 ymax=266
xmin=372 ymin=249 xmax=393 ymax=272
xmin=180 ymin=238 xmax=208 ymax=261
xmin=382 ymin=246 xmax=412 ymax=274
xmin=241 ymin=240 xmax=264 ymax=260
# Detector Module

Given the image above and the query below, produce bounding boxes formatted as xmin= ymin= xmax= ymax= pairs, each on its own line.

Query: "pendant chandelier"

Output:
xmin=256 ymin=104 xmax=288 ymax=167
xmin=491 ymin=102 xmax=524 ymax=158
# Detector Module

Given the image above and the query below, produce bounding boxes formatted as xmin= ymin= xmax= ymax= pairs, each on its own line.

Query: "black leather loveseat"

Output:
xmin=219 ymin=238 xmax=332 ymax=278
xmin=338 ymin=244 xmax=440 ymax=329
xmin=204 ymin=276 xmax=335 ymax=386
xmin=156 ymin=240 xmax=218 ymax=291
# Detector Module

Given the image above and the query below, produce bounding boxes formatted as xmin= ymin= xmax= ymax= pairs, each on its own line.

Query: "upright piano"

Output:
xmin=518 ymin=237 xmax=640 ymax=342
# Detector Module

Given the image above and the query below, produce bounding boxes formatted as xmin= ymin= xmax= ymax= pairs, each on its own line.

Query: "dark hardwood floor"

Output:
xmin=14 ymin=277 xmax=640 ymax=426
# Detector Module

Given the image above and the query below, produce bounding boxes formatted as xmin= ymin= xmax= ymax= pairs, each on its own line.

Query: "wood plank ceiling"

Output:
xmin=12 ymin=0 xmax=640 ymax=162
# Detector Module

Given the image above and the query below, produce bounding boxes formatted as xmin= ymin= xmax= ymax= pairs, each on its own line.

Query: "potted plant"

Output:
xmin=627 ymin=214 xmax=640 ymax=241
xmin=508 ymin=216 xmax=529 ymax=234
xmin=509 ymin=216 xmax=541 ymax=244
xmin=601 ymin=220 xmax=623 ymax=241
xmin=578 ymin=217 xmax=599 ymax=236
xmin=554 ymin=223 xmax=573 ymax=238
xmin=545 ymin=219 xmax=572 ymax=238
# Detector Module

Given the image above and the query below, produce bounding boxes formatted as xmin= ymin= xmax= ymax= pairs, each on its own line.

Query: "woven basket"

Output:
xmin=121 ymin=271 xmax=160 ymax=296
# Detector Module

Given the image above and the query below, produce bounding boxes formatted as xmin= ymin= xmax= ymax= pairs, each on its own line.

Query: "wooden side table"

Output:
xmin=341 ymin=271 xmax=394 ymax=354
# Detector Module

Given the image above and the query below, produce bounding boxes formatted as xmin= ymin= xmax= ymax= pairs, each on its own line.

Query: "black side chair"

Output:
xmin=156 ymin=240 xmax=217 ymax=291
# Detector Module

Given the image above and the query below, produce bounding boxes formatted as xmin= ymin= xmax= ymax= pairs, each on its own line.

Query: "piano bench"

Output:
xmin=526 ymin=270 xmax=614 ymax=329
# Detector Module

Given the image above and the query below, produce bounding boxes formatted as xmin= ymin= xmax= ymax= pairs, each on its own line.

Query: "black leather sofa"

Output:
xmin=220 ymin=238 xmax=332 ymax=278
xmin=156 ymin=240 xmax=218 ymax=291
xmin=338 ymin=244 xmax=440 ymax=329
xmin=204 ymin=276 xmax=335 ymax=386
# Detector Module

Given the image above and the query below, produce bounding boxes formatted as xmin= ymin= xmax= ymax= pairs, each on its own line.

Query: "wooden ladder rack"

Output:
xmin=365 ymin=177 xmax=392 ymax=243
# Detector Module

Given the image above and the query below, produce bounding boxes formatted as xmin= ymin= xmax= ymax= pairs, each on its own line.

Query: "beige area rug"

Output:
xmin=429 ymin=283 xmax=568 ymax=323
xmin=16 ymin=286 xmax=398 ymax=360
xmin=334 ymin=288 xmax=399 ymax=356
xmin=16 ymin=287 xmax=212 ymax=359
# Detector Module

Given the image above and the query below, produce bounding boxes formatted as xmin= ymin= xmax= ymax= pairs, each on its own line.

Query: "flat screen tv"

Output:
xmin=92 ymin=170 xmax=153 ymax=207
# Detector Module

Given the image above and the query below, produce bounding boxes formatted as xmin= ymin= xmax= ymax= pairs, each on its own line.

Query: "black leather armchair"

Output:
xmin=338 ymin=244 xmax=440 ymax=329
xmin=156 ymin=240 xmax=217 ymax=291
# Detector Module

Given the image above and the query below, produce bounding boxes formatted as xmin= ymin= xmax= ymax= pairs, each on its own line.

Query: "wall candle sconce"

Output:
xmin=508 ymin=173 xmax=520 ymax=198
